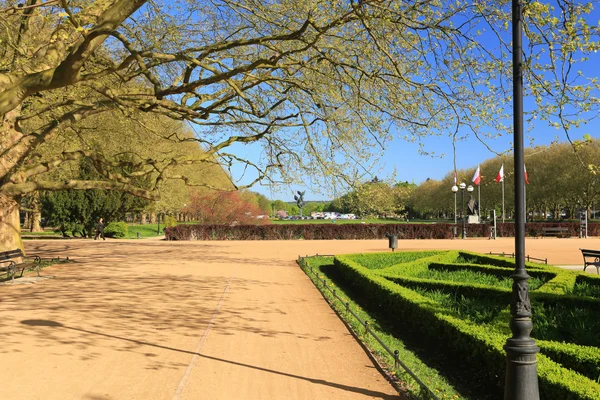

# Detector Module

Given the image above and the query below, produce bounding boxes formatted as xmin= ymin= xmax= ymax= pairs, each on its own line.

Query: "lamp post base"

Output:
xmin=504 ymin=336 xmax=539 ymax=400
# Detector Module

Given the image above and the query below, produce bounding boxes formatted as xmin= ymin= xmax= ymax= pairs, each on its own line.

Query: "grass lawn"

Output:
xmin=21 ymin=230 xmax=62 ymax=236
xmin=125 ymin=223 xmax=164 ymax=239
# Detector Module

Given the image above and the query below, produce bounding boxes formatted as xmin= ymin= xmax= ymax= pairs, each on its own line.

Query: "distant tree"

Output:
xmin=271 ymin=200 xmax=288 ymax=216
xmin=255 ymin=193 xmax=272 ymax=215
xmin=188 ymin=191 xmax=269 ymax=225
xmin=41 ymin=159 xmax=149 ymax=236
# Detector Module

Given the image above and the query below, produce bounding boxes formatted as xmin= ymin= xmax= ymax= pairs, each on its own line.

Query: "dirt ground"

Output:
xmin=1 ymin=237 xmax=598 ymax=400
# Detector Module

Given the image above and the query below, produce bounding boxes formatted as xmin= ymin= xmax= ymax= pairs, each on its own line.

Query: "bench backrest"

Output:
xmin=580 ymin=249 xmax=600 ymax=258
xmin=0 ymin=249 xmax=24 ymax=261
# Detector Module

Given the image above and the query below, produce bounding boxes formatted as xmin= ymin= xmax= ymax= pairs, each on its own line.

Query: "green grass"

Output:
xmin=412 ymin=288 xmax=505 ymax=324
xmin=300 ymin=256 xmax=465 ymax=400
xmin=533 ymin=302 xmax=600 ymax=347
xmin=567 ymin=281 xmax=600 ymax=299
xmin=124 ymin=223 xmax=164 ymax=239
xmin=412 ymin=268 xmax=547 ymax=290
xmin=349 ymin=251 xmax=442 ymax=270
xmin=21 ymin=230 xmax=62 ymax=236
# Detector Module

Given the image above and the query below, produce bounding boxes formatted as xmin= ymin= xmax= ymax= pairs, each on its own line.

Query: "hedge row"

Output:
xmin=332 ymin=253 xmax=600 ymax=399
xmin=165 ymin=222 xmax=599 ymax=240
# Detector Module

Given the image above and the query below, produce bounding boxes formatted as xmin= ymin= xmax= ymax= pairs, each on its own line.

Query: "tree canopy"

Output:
xmin=1 ymin=0 xmax=600 ymax=249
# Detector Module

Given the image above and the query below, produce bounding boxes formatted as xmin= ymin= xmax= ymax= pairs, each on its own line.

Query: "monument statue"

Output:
xmin=467 ymin=195 xmax=479 ymax=216
xmin=294 ymin=191 xmax=306 ymax=217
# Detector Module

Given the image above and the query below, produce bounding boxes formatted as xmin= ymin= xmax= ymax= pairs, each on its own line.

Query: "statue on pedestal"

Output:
xmin=294 ymin=191 xmax=306 ymax=217
xmin=467 ymin=195 xmax=479 ymax=216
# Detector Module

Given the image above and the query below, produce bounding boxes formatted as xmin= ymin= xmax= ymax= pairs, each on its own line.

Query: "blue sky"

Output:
xmin=211 ymin=2 xmax=600 ymax=202
xmin=229 ymin=121 xmax=597 ymax=202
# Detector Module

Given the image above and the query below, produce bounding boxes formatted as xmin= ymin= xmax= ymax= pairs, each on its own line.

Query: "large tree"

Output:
xmin=1 ymin=0 xmax=599 ymax=250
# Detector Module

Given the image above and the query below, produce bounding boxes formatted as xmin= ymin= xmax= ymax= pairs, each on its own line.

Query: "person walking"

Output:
xmin=94 ymin=218 xmax=106 ymax=240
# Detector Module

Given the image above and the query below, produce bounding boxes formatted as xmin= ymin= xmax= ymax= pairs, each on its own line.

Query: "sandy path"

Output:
xmin=1 ymin=240 xmax=398 ymax=400
xmin=1 ymin=237 xmax=597 ymax=400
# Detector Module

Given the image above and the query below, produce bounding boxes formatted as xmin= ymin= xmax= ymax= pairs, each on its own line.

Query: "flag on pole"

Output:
xmin=472 ymin=165 xmax=481 ymax=186
xmin=495 ymin=164 xmax=504 ymax=183
xmin=454 ymin=171 xmax=457 ymax=185
xmin=524 ymin=163 xmax=529 ymax=185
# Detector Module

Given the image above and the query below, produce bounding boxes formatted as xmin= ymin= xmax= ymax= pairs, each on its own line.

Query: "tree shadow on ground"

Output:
xmin=21 ymin=319 xmax=397 ymax=399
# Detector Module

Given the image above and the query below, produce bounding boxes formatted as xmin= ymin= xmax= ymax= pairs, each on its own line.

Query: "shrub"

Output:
xmin=163 ymin=215 xmax=177 ymax=228
xmin=165 ymin=222 xmax=600 ymax=240
xmin=330 ymin=252 xmax=600 ymax=399
xmin=104 ymin=221 xmax=128 ymax=238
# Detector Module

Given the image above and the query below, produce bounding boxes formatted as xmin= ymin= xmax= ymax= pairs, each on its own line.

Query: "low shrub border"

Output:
xmin=165 ymin=222 xmax=600 ymax=240
xmin=333 ymin=254 xmax=600 ymax=399
xmin=298 ymin=256 xmax=460 ymax=399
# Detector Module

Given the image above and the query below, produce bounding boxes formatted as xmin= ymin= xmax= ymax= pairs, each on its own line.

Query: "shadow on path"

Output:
xmin=21 ymin=319 xmax=398 ymax=399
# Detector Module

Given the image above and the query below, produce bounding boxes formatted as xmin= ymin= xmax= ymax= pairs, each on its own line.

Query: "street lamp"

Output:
xmin=451 ymin=185 xmax=458 ymax=226
xmin=504 ymin=1 xmax=540 ymax=398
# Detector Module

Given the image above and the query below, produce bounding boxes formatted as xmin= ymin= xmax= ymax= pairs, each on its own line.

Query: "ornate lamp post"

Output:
xmin=452 ymin=185 xmax=458 ymax=225
xmin=504 ymin=1 xmax=540 ymax=398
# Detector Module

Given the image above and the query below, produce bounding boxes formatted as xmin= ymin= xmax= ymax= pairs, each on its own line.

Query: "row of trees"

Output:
xmin=408 ymin=139 xmax=600 ymax=220
xmin=22 ymin=136 xmax=600 ymax=235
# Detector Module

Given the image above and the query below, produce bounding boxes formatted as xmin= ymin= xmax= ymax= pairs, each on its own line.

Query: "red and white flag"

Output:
xmin=472 ymin=165 xmax=481 ymax=186
xmin=454 ymin=171 xmax=457 ymax=185
xmin=495 ymin=164 xmax=504 ymax=183
xmin=524 ymin=164 xmax=529 ymax=185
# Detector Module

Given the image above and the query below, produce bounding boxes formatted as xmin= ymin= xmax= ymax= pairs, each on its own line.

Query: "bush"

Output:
xmin=104 ymin=221 xmax=128 ymax=238
xmin=165 ymin=222 xmax=600 ymax=240
xmin=329 ymin=252 xmax=600 ymax=399
xmin=163 ymin=215 xmax=177 ymax=228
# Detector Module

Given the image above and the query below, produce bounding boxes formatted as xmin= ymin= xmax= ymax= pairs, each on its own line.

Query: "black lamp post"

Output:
xmin=452 ymin=184 xmax=458 ymax=229
xmin=504 ymin=0 xmax=540 ymax=398
xmin=157 ymin=213 xmax=160 ymax=235
xmin=460 ymin=183 xmax=466 ymax=238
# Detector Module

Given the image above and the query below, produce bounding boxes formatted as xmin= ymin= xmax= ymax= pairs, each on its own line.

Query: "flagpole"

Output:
xmin=524 ymin=182 xmax=527 ymax=223
xmin=478 ymin=185 xmax=481 ymax=223
xmin=502 ymin=179 xmax=505 ymax=223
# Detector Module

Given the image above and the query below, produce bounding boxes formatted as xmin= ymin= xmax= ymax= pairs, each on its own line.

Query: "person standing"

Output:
xmin=94 ymin=218 xmax=106 ymax=240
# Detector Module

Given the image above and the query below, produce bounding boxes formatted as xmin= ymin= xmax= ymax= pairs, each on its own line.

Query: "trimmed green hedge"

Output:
xmin=331 ymin=252 xmax=600 ymax=399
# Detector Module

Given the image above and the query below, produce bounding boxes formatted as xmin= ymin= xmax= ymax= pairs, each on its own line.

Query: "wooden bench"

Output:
xmin=541 ymin=227 xmax=569 ymax=238
xmin=581 ymin=249 xmax=600 ymax=274
xmin=0 ymin=249 xmax=41 ymax=282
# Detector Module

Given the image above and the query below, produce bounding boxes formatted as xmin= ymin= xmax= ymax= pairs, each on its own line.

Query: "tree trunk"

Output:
xmin=31 ymin=212 xmax=42 ymax=232
xmin=150 ymin=212 xmax=157 ymax=224
xmin=0 ymin=193 xmax=24 ymax=252
xmin=141 ymin=213 xmax=147 ymax=225
xmin=30 ymin=192 xmax=43 ymax=232
xmin=23 ymin=211 xmax=30 ymax=230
